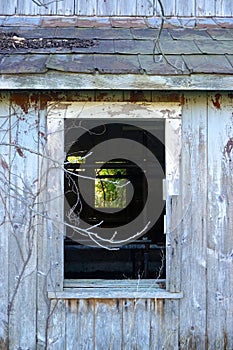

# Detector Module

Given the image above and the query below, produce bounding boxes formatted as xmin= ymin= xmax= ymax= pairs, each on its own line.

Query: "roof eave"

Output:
xmin=0 ymin=72 xmax=233 ymax=90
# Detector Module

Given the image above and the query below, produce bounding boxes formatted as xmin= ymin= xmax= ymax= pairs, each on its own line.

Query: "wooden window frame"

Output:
xmin=46 ymin=101 xmax=183 ymax=299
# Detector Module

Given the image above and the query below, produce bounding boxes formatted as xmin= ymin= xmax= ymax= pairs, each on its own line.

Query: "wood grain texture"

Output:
xmin=161 ymin=0 xmax=176 ymax=16
xmin=95 ymin=299 xmax=122 ymax=349
xmin=66 ymin=299 xmax=94 ymax=349
xmin=47 ymin=299 xmax=66 ymax=349
xmin=206 ymin=92 xmax=233 ymax=349
xmin=46 ymin=103 xmax=65 ymax=292
xmin=216 ymin=0 xmax=233 ymax=16
xmin=97 ymin=0 xmax=117 ymax=16
xmin=123 ymin=299 xmax=150 ymax=349
xmin=16 ymin=0 xmax=57 ymax=15
xmin=0 ymin=0 xmax=17 ymax=15
xmin=1 ymin=91 xmax=233 ymax=348
xmin=179 ymin=93 xmax=208 ymax=349
xmin=8 ymin=94 xmax=39 ymax=349
xmin=165 ymin=118 xmax=182 ymax=292
xmin=176 ymin=0 xmax=195 ymax=16
xmin=36 ymin=102 xmax=51 ymax=349
xmin=57 ymin=0 xmax=75 ymax=15
xmin=76 ymin=0 xmax=96 ymax=15
xmin=150 ymin=299 xmax=179 ymax=349
xmin=0 ymin=93 xmax=10 ymax=349
xmin=136 ymin=0 xmax=154 ymax=16
xmin=0 ymin=0 xmax=233 ymax=15
xmin=1 ymin=73 xmax=233 ymax=91
xmin=116 ymin=0 xmax=137 ymax=16
xmin=196 ymin=0 xmax=216 ymax=16
xmin=48 ymin=289 xmax=183 ymax=299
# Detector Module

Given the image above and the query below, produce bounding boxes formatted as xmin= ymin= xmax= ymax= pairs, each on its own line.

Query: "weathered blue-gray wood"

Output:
xmin=76 ymin=0 xmax=96 ymax=16
xmin=1 ymin=73 xmax=233 ymax=91
xmin=0 ymin=91 xmax=233 ymax=349
xmin=47 ymin=299 xmax=66 ymax=349
xmin=0 ymin=0 xmax=17 ymax=15
xmin=207 ymin=92 xmax=233 ymax=349
xmin=36 ymin=102 xmax=52 ymax=349
xmin=46 ymin=104 xmax=64 ymax=292
xmin=57 ymin=0 xmax=74 ymax=16
xmin=0 ymin=93 xmax=10 ymax=350
xmin=196 ymin=0 xmax=216 ymax=16
xmin=0 ymin=0 xmax=233 ymax=16
xmin=179 ymin=93 xmax=208 ymax=348
xmin=8 ymin=95 xmax=39 ymax=349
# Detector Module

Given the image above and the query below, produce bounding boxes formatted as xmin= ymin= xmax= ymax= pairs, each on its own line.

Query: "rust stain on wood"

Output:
xmin=129 ymin=91 xmax=149 ymax=102
xmin=11 ymin=93 xmax=30 ymax=114
xmin=11 ymin=92 xmax=39 ymax=112
xmin=96 ymin=92 xmax=109 ymax=101
xmin=180 ymin=94 xmax=186 ymax=105
xmin=211 ymin=93 xmax=222 ymax=109
xmin=166 ymin=93 xmax=180 ymax=103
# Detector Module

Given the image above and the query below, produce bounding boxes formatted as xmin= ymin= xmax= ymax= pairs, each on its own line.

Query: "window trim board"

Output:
xmin=46 ymin=101 xmax=182 ymax=296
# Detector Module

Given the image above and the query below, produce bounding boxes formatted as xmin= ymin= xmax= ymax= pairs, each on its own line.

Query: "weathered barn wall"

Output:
xmin=0 ymin=91 xmax=233 ymax=349
xmin=0 ymin=0 xmax=233 ymax=17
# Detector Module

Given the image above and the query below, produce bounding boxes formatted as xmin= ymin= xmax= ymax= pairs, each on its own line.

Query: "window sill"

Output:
xmin=48 ymin=279 xmax=183 ymax=299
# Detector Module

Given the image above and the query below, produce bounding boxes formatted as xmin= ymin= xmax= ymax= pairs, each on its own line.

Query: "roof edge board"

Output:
xmin=0 ymin=73 xmax=233 ymax=90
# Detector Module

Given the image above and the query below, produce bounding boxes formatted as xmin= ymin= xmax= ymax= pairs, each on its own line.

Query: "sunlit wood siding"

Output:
xmin=0 ymin=91 xmax=232 ymax=349
xmin=0 ymin=0 xmax=233 ymax=16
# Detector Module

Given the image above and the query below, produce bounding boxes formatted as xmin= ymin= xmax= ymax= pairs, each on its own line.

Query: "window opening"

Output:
xmin=64 ymin=119 xmax=165 ymax=279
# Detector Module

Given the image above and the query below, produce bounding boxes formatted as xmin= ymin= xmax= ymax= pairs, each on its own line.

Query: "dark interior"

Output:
xmin=64 ymin=119 xmax=166 ymax=279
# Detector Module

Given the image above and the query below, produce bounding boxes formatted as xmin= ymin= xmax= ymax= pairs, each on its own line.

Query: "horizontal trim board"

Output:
xmin=48 ymin=288 xmax=183 ymax=299
xmin=50 ymin=101 xmax=181 ymax=119
xmin=64 ymin=279 xmax=166 ymax=288
xmin=0 ymin=73 xmax=233 ymax=90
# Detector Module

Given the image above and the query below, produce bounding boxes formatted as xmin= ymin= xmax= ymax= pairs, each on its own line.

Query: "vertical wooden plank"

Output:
xmin=179 ymin=92 xmax=207 ymax=349
xmin=216 ymin=0 xmax=233 ymax=16
xmin=16 ymin=0 xmax=57 ymax=15
xmin=150 ymin=299 xmax=179 ymax=349
xmin=95 ymin=299 xmax=122 ymax=349
xmin=137 ymin=0 xmax=155 ymax=16
xmin=47 ymin=299 xmax=66 ymax=349
xmin=116 ymin=0 xmax=137 ymax=16
xmin=37 ymin=100 xmax=52 ymax=349
xmin=163 ymin=300 xmax=179 ymax=349
xmin=57 ymin=0 xmax=75 ymax=15
xmin=166 ymin=118 xmax=181 ymax=196
xmin=97 ymin=0 xmax=117 ymax=16
xmin=0 ymin=93 xmax=10 ymax=350
xmin=65 ymin=300 xmax=79 ymax=349
xmin=196 ymin=0 xmax=216 ymax=16
xmin=0 ymin=1 xmax=17 ymax=15
xmin=207 ymin=92 xmax=233 ymax=349
xmin=150 ymin=299 xmax=165 ymax=349
xmin=123 ymin=299 xmax=150 ymax=349
xmin=176 ymin=0 xmax=195 ymax=16
xmin=160 ymin=0 xmax=176 ymax=16
xmin=8 ymin=94 xmax=39 ymax=349
xmin=76 ymin=0 xmax=97 ymax=15
xmin=65 ymin=299 xmax=95 ymax=349
xmin=165 ymin=118 xmax=182 ymax=293
xmin=46 ymin=103 xmax=65 ymax=292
